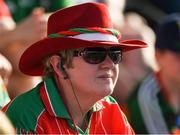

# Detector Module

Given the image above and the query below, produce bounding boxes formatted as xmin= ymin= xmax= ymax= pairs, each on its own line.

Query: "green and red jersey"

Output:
xmin=5 ymin=0 xmax=75 ymax=22
xmin=3 ymin=77 xmax=134 ymax=134
xmin=127 ymin=72 xmax=179 ymax=134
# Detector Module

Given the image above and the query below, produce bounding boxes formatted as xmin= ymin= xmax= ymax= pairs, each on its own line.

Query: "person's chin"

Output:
xmin=98 ymin=78 xmax=114 ymax=87
xmin=100 ymin=88 xmax=113 ymax=97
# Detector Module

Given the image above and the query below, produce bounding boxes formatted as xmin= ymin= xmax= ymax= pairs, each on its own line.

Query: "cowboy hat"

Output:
xmin=19 ymin=2 xmax=147 ymax=76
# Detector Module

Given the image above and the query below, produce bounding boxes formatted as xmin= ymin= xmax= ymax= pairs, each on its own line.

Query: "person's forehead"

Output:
xmin=162 ymin=50 xmax=180 ymax=57
xmin=171 ymin=51 xmax=180 ymax=57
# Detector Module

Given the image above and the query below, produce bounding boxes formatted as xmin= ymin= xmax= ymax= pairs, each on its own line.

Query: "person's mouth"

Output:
xmin=97 ymin=74 xmax=112 ymax=79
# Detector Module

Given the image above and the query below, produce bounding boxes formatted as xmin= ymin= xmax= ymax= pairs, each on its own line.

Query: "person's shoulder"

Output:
xmin=128 ymin=72 xmax=156 ymax=100
xmin=4 ymin=82 xmax=45 ymax=124
xmin=102 ymin=96 xmax=117 ymax=104
xmin=137 ymin=72 xmax=159 ymax=100
xmin=99 ymin=96 xmax=119 ymax=109
xmin=127 ymin=72 xmax=160 ymax=110
xmin=100 ymin=96 xmax=133 ymax=130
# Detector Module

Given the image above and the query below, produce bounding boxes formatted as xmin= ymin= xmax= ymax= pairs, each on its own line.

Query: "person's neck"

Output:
xmin=60 ymin=80 xmax=98 ymax=130
xmin=160 ymin=72 xmax=180 ymax=94
xmin=65 ymin=92 xmax=94 ymax=131
xmin=159 ymin=72 xmax=180 ymax=113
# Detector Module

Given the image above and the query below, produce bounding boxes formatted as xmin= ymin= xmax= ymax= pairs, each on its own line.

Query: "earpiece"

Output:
xmin=58 ymin=59 xmax=69 ymax=79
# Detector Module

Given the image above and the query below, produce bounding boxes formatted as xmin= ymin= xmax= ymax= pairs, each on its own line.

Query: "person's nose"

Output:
xmin=100 ymin=55 xmax=114 ymax=68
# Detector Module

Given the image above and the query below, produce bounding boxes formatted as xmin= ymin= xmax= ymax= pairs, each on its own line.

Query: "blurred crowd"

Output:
xmin=0 ymin=0 xmax=179 ymax=134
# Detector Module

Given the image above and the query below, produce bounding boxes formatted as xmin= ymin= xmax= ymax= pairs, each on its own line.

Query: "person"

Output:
xmin=126 ymin=13 xmax=180 ymax=134
xmin=0 ymin=54 xmax=11 ymax=109
xmin=125 ymin=0 xmax=180 ymax=30
xmin=0 ymin=111 xmax=15 ymax=134
xmin=0 ymin=2 xmax=45 ymax=99
xmin=2 ymin=2 xmax=147 ymax=134
xmin=1 ymin=0 xmax=74 ymax=99
xmin=0 ymin=0 xmax=12 ymax=108
xmin=5 ymin=0 xmax=75 ymax=23
xmin=101 ymin=0 xmax=156 ymax=105
xmin=113 ymin=12 xmax=156 ymax=105
xmin=0 ymin=0 xmax=15 ymax=31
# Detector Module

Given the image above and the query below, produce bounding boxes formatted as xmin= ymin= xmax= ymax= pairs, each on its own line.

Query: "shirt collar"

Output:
xmin=40 ymin=77 xmax=70 ymax=118
xmin=40 ymin=76 xmax=103 ymax=118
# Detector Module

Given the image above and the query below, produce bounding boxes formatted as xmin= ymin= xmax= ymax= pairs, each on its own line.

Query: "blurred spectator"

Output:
xmin=113 ymin=12 xmax=156 ymax=104
xmin=1 ymin=0 xmax=74 ymax=99
xmin=126 ymin=13 xmax=180 ymax=134
xmin=0 ymin=111 xmax=15 ymax=134
xmin=101 ymin=0 xmax=156 ymax=105
xmin=0 ymin=54 xmax=11 ymax=109
xmin=125 ymin=0 xmax=180 ymax=30
xmin=98 ymin=0 xmax=125 ymax=30
xmin=0 ymin=0 xmax=15 ymax=31
xmin=5 ymin=0 xmax=75 ymax=23
xmin=150 ymin=0 xmax=180 ymax=13
xmin=0 ymin=6 xmax=44 ymax=99
xmin=0 ymin=0 xmax=12 ymax=108
xmin=0 ymin=53 xmax=12 ymax=87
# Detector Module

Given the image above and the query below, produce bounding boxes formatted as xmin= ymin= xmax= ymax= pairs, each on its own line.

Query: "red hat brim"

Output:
xmin=19 ymin=36 xmax=147 ymax=76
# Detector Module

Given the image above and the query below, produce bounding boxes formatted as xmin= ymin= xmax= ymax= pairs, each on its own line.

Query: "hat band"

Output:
xmin=69 ymin=33 xmax=119 ymax=43
xmin=48 ymin=27 xmax=121 ymax=39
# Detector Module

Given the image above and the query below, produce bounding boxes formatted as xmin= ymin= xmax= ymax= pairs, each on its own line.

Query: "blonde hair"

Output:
xmin=43 ymin=49 xmax=76 ymax=77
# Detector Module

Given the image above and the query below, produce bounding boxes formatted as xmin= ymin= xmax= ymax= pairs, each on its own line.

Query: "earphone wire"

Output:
xmin=54 ymin=69 xmax=88 ymax=132
xmin=68 ymin=79 xmax=89 ymax=128
xmin=60 ymin=57 xmax=87 ymax=124
xmin=54 ymin=72 xmax=79 ymax=134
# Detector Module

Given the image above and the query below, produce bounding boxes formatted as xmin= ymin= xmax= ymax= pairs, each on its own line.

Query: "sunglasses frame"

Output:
xmin=73 ymin=47 xmax=123 ymax=64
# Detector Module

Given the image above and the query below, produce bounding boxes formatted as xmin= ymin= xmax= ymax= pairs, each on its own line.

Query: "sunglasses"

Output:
xmin=73 ymin=47 xmax=122 ymax=64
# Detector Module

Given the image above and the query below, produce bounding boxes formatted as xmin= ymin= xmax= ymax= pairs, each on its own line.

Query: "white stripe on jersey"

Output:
xmin=137 ymin=73 xmax=169 ymax=134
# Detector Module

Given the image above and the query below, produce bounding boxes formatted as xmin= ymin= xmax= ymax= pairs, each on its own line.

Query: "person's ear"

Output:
xmin=49 ymin=55 xmax=62 ymax=77
xmin=155 ymin=49 xmax=163 ymax=63
xmin=155 ymin=49 xmax=165 ymax=70
xmin=57 ymin=59 xmax=69 ymax=79
xmin=50 ymin=55 xmax=69 ymax=79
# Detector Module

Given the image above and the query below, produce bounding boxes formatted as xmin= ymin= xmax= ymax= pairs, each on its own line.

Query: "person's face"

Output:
xmin=156 ymin=50 xmax=180 ymax=85
xmin=66 ymin=47 xmax=120 ymax=99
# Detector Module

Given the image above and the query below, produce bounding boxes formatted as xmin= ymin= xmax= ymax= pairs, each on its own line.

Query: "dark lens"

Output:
xmin=75 ymin=47 xmax=122 ymax=64
xmin=82 ymin=48 xmax=106 ymax=64
xmin=109 ymin=47 xmax=122 ymax=64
